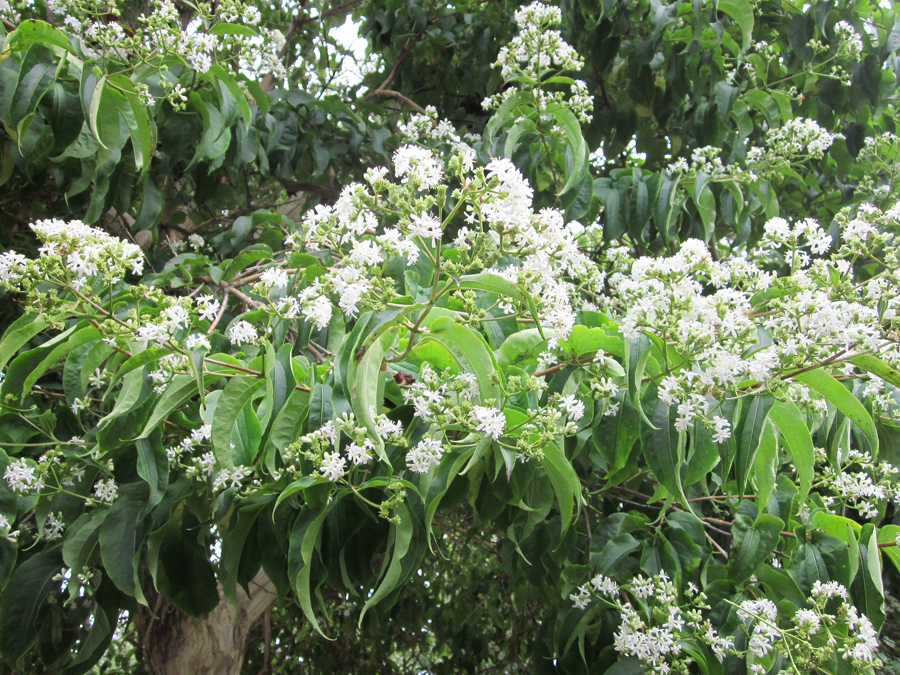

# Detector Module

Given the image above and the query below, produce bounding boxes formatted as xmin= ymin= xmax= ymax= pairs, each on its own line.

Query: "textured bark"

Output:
xmin=136 ymin=570 xmax=278 ymax=675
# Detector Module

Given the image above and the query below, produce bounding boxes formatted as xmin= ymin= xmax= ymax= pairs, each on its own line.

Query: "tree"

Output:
xmin=1 ymin=0 xmax=900 ymax=672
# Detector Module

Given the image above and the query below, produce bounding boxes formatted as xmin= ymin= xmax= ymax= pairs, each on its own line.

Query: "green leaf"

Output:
xmin=10 ymin=43 xmax=60 ymax=128
xmin=419 ymin=315 xmax=502 ymax=405
xmin=0 ymin=314 xmax=47 ymax=372
xmin=728 ymin=513 xmax=784 ymax=583
xmin=457 ymin=273 xmax=542 ymax=328
xmin=268 ymin=388 xmax=311 ymax=454
xmin=359 ymin=501 xmax=415 ymax=625
xmin=640 ymin=395 xmax=689 ymax=508
xmin=625 ymin=335 xmax=654 ymax=427
xmin=423 ymin=445 xmax=474 ymax=550
xmin=794 ymin=368 xmax=878 ymax=456
xmin=878 ymin=525 xmax=900 ymax=577
xmin=546 ymin=103 xmax=587 ymax=195
xmin=139 ymin=375 xmax=199 ymax=439
xmin=850 ymin=354 xmax=900 ymax=389
xmin=136 ymin=437 xmax=168 ymax=510
xmin=348 ymin=312 xmax=408 ymax=466
xmin=542 ymin=441 xmax=582 ymax=535
xmin=221 ymin=500 xmax=269 ymax=606
xmin=288 ymin=505 xmax=334 ymax=637
xmin=753 ymin=420 xmax=778 ymax=510
xmin=768 ymin=401 xmax=814 ymax=504
xmin=99 ymin=482 xmax=148 ymax=596
xmin=717 ymin=0 xmax=754 ymax=51
xmin=0 ymin=549 xmax=63 ymax=662
xmin=734 ymin=395 xmax=774 ymax=498
xmin=208 ymin=22 xmax=258 ymax=36
xmin=110 ymin=74 xmax=154 ymax=172
xmin=88 ymin=76 xmax=123 ymax=151
xmin=212 ymin=376 xmax=265 ymax=468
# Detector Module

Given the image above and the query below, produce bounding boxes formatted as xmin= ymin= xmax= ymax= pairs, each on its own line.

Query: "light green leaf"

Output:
xmin=212 ymin=376 xmax=265 ymax=468
xmin=717 ymin=0 xmax=754 ymax=51
xmin=768 ymin=400 xmax=814 ymax=504
xmin=794 ymin=368 xmax=878 ymax=457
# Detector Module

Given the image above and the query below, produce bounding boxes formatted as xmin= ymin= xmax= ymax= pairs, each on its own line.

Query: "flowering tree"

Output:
xmin=1 ymin=0 xmax=900 ymax=673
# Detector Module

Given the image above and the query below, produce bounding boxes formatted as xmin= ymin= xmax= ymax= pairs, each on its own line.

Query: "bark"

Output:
xmin=136 ymin=569 xmax=278 ymax=675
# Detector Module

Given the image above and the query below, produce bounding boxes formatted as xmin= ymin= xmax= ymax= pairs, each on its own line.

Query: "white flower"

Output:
xmin=197 ymin=295 xmax=221 ymax=322
xmin=319 ymin=452 xmax=346 ymax=481
xmin=94 ymin=478 xmax=118 ymax=503
xmin=191 ymin=424 xmax=212 ymax=443
xmin=471 ymin=406 xmax=506 ymax=439
xmin=406 ymin=437 xmax=444 ymax=473
xmin=44 ymin=512 xmax=65 ymax=541
xmin=558 ymin=394 xmax=585 ymax=420
xmin=260 ymin=268 xmax=289 ymax=289
xmin=407 ymin=212 xmax=443 ymax=242
xmin=4 ymin=459 xmax=37 ymax=494
xmin=347 ymin=439 xmax=374 ymax=465
xmin=185 ymin=333 xmax=211 ymax=350
xmin=229 ymin=320 xmax=258 ymax=346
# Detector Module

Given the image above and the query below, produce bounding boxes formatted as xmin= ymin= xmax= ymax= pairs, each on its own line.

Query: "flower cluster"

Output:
xmin=747 ymin=117 xmax=841 ymax=176
xmin=571 ymin=573 xmax=879 ymax=674
xmin=610 ymin=201 xmax=900 ymax=432
xmin=44 ymin=0 xmax=287 ymax=98
xmin=483 ymin=1 xmax=592 ymax=124
xmin=0 ymin=219 xmax=143 ymax=294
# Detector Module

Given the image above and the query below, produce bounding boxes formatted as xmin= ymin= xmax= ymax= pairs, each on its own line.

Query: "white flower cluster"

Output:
xmin=573 ymin=573 xmax=879 ymax=673
xmin=666 ymin=145 xmax=729 ymax=178
xmin=747 ymin=117 xmax=841 ymax=172
xmin=610 ymin=202 xmax=900 ymax=430
xmin=288 ymin=412 xmax=404 ymax=482
xmin=483 ymin=1 xmax=592 ymax=123
xmin=56 ymin=0 xmax=287 ymax=89
xmin=818 ymin=448 xmax=898 ymax=519
xmin=833 ymin=21 xmax=864 ymax=60
xmin=0 ymin=219 xmax=143 ymax=293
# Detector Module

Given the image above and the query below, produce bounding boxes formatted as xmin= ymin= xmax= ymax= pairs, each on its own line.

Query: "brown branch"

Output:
xmin=365 ymin=88 xmax=427 ymax=113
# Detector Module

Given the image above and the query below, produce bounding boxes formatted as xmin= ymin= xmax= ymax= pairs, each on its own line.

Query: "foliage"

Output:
xmin=2 ymin=0 xmax=900 ymax=673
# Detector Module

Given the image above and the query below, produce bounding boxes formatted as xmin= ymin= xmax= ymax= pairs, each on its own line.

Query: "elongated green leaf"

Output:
xmin=734 ymin=395 xmax=774 ymax=497
xmin=753 ymin=420 xmax=778 ymax=510
xmin=10 ymin=43 xmax=59 ymax=127
xmin=794 ymin=368 xmax=878 ymax=456
xmin=136 ymin=437 xmax=168 ymax=510
xmin=0 ymin=549 xmax=63 ymax=662
xmin=208 ymin=22 xmax=258 ymax=36
xmin=851 ymin=354 xmax=900 ymax=389
xmin=288 ymin=506 xmax=333 ymax=637
xmin=768 ymin=400 xmax=814 ymax=504
xmin=543 ymin=441 xmax=582 ymax=535
xmin=546 ymin=103 xmax=587 ymax=195
xmin=139 ymin=375 xmax=199 ymax=439
xmin=107 ymin=347 xmax=173 ymax=392
xmin=457 ymin=273 xmax=542 ymax=328
xmin=221 ymin=500 xmax=269 ymax=607
xmin=728 ymin=513 xmax=783 ymax=583
xmin=349 ymin=324 xmax=400 ymax=466
xmin=640 ymin=395 xmax=689 ymax=507
xmin=419 ymin=315 xmax=502 ymax=404
xmin=625 ymin=335 xmax=654 ymax=428
xmin=717 ymin=0 xmax=754 ymax=51
xmin=0 ymin=314 xmax=47 ymax=372
xmin=424 ymin=446 xmax=474 ymax=551
xmin=99 ymin=482 xmax=148 ymax=596
xmin=110 ymin=74 xmax=154 ymax=172
xmin=212 ymin=376 xmax=265 ymax=468
xmin=359 ymin=502 xmax=414 ymax=625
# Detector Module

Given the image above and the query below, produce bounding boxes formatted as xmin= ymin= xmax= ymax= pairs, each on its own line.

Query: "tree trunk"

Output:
xmin=136 ymin=570 xmax=278 ymax=675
